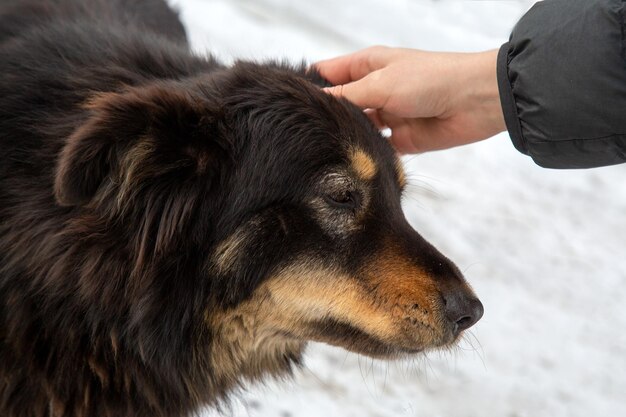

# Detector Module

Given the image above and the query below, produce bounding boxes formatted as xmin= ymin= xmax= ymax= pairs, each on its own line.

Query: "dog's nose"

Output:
xmin=443 ymin=290 xmax=484 ymax=333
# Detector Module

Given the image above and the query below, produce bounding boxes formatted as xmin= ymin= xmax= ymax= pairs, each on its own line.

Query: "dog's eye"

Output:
xmin=324 ymin=190 xmax=358 ymax=210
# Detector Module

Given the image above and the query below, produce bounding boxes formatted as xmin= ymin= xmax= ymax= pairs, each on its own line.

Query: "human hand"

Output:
xmin=315 ymin=47 xmax=506 ymax=153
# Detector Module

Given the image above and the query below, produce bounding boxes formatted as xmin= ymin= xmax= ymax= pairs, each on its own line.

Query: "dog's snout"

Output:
xmin=443 ymin=290 xmax=484 ymax=333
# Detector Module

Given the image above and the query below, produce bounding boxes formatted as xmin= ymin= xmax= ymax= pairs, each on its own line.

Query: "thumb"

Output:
xmin=387 ymin=118 xmax=452 ymax=154
xmin=323 ymin=72 xmax=388 ymax=110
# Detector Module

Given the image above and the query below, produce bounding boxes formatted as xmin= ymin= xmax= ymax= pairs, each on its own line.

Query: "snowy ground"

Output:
xmin=170 ymin=1 xmax=626 ymax=416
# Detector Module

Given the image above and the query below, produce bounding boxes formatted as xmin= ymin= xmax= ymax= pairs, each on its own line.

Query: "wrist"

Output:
xmin=464 ymin=50 xmax=506 ymax=137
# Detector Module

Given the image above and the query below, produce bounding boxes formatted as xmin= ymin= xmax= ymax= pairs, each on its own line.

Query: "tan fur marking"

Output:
xmin=206 ymin=251 xmax=453 ymax=373
xmin=205 ymin=264 xmax=396 ymax=380
xmin=265 ymin=265 xmax=397 ymax=340
xmin=83 ymin=91 xmax=115 ymax=110
xmin=82 ymin=383 xmax=91 ymax=410
xmin=116 ymin=137 xmax=188 ymax=209
xmin=362 ymin=245 xmax=450 ymax=346
xmin=206 ymin=298 xmax=305 ymax=382
xmin=116 ymin=138 xmax=157 ymax=207
xmin=366 ymin=249 xmax=436 ymax=306
xmin=212 ymin=223 xmax=257 ymax=274
xmin=350 ymin=148 xmax=377 ymax=180
xmin=123 ymin=372 xmax=132 ymax=394
xmin=110 ymin=329 xmax=119 ymax=357
xmin=87 ymin=355 xmax=109 ymax=388
xmin=48 ymin=395 xmax=66 ymax=417
xmin=395 ymin=158 xmax=407 ymax=189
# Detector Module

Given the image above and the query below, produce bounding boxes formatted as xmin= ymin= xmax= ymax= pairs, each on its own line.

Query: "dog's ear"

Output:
xmin=54 ymin=83 xmax=227 ymax=207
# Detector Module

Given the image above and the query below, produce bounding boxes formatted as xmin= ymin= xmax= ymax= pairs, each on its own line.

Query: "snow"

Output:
xmin=169 ymin=1 xmax=626 ymax=416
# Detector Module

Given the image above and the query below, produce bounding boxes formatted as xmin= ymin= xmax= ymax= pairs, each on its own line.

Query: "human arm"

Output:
xmin=316 ymin=0 xmax=626 ymax=168
xmin=316 ymin=47 xmax=506 ymax=154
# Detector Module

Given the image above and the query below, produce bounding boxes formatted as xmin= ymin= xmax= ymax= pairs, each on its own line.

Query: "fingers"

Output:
xmin=367 ymin=110 xmax=448 ymax=154
xmin=388 ymin=124 xmax=422 ymax=154
xmin=315 ymin=46 xmax=392 ymax=85
xmin=315 ymin=54 xmax=358 ymax=85
xmin=380 ymin=114 xmax=443 ymax=154
xmin=364 ymin=109 xmax=387 ymax=130
xmin=323 ymin=71 xmax=390 ymax=110
xmin=372 ymin=112 xmax=421 ymax=154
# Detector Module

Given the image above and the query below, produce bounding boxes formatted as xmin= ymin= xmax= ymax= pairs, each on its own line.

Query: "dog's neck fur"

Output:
xmin=207 ymin=295 xmax=306 ymax=392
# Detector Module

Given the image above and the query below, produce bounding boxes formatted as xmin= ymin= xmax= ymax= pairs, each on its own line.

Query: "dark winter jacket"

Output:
xmin=497 ymin=0 xmax=626 ymax=168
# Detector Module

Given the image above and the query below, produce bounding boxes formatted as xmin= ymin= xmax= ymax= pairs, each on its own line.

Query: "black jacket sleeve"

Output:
xmin=497 ymin=0 xmax=626 ymax=168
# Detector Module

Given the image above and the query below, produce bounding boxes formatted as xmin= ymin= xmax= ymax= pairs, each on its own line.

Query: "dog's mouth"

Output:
xmin=300 ymin=316 xmax=456 ymax=359
xmin=259 ymin=263 xmax=478 ymax=359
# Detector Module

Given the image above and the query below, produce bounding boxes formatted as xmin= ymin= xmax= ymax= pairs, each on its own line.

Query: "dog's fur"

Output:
xmin=0 ymin=1 xmax=482 ymax=416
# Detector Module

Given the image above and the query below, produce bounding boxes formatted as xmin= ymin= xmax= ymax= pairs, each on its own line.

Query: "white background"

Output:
xmin=170 ymin=1 xmax=626 ymax=416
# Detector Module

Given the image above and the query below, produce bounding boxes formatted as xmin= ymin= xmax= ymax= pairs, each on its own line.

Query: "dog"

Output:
xmin=0 ymin=0 xmax=484 ymax=416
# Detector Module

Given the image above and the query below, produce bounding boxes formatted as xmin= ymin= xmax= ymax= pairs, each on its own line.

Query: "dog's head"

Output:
xmin=54 ymin=61 xmax=482 ymax=380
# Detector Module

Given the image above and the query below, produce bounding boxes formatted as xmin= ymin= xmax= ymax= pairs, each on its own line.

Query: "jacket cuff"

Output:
xmin=496 ymin=42 xmax=528 ymax=156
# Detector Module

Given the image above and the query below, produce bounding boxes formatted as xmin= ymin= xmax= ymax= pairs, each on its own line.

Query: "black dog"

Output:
xmin=0 ymin=1 xmax=483 ymax=416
